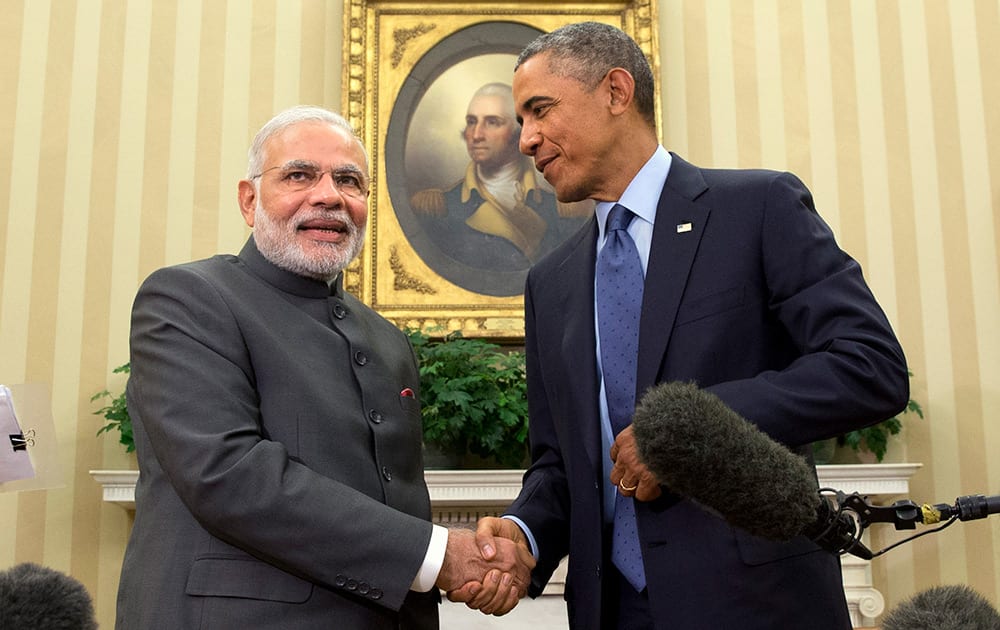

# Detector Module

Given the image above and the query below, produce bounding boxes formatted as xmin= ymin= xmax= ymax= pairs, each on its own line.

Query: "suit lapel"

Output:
xmin=546 ymin=219 xmax=604 ymax=472
xmin=636 ymin=155 xmax=711 ymax=396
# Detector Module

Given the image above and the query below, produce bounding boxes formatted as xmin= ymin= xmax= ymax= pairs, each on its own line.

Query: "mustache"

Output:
xmin=291 ymin=208 xmax=357 ymax=228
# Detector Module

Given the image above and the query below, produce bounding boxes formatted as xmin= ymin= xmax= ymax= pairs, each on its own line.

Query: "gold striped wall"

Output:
xmin=0 ymin=1 xmax=996 ymax=627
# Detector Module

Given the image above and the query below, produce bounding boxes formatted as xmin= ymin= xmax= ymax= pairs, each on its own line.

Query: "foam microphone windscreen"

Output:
xmin=0 ymin=562 xmax=98 ymax=630
xmin=631 ymin=381 xmax=821 ymax=541
xmin=881 ymin=584 xmax=1000 ymax=630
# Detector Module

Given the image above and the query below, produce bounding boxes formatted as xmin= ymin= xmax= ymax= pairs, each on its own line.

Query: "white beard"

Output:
xmin=252 ymin=199 xmax=365 ymax=282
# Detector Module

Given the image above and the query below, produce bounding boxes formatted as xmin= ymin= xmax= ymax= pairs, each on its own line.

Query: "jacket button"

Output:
xmin=332 ymin=303 xmax=347 ymax=319
xmin=369 ymin=409 xmax=383 ymax=424
xmin=334 ymin=575 xmax=347 ymax=587
xmin=369 ymin=588 xmax=383 ymax=600
xmin=382 ymin=466 xmax=392 ymax=482
xmin=346 ymin=579 xmax=358 ymax=591
xmin=358 ymin=582 xmax=371 ymax=595
xmin=354 ymin=351 xmax=368 ymax=366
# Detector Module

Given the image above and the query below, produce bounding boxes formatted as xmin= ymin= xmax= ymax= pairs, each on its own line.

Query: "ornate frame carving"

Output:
xmin=342 ymin=0 xmax=659 ymax=338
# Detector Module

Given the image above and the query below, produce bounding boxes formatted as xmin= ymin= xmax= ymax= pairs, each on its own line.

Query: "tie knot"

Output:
xmin=607 ymin=204 xmax=635 ymax=233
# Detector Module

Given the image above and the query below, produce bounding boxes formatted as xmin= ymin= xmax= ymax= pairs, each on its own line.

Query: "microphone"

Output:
xmin=630 ymin=381 xmax=1000 ymax=560
xmin=0 ymin=562 xmax=98 ymax=630
xmin=630 ymin=381 xmax=865 ymax=554
xmin=881 ymin=584 xmax=1000 ymax=630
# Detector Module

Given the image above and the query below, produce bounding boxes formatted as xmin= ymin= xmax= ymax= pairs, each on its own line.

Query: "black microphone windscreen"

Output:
xmin=0 ymin=562 xmax=98 ymax=630
xmin=631 ymin=381 xmax=820 ymax=541
xmin=881 ymin=584 xmax=1000 ymax=630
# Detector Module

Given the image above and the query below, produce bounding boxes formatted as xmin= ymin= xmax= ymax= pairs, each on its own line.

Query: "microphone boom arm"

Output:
xmin=820 ymin=490 xmax=1000 ymax=560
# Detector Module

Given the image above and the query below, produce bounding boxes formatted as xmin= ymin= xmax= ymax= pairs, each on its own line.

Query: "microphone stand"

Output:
xmin=822 ymin=489 xmax=1000 ymax=560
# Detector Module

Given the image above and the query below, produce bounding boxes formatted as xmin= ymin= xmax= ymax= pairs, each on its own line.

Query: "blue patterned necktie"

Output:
xmin=596 ymin=203 xmax=646 ymax=591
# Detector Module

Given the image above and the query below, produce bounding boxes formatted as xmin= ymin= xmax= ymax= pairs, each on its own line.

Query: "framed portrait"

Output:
xmin=342 ymin=0 xmax=660 ymax=338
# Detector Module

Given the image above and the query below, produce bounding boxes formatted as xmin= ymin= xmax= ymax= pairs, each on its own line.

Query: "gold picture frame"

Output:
xmin=342 ymin=0 xmax=659 ymax=339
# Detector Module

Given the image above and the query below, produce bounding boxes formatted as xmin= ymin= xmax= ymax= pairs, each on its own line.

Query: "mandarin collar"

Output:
xmin=239 ymin=236 xmax=343 ymax=299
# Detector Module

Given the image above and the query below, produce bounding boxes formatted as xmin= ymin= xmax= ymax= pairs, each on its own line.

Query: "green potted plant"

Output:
xmin=407 ymin=329 xmax=529 ymax=469
xmin=93 ymin=362 xmax=133 ymax=453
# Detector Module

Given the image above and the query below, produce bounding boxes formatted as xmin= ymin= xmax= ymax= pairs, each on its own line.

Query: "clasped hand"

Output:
xmin=439 ymin=518 xmax=535 ymax=616
xmin=440 ymin=425 xmax=657 ymax=616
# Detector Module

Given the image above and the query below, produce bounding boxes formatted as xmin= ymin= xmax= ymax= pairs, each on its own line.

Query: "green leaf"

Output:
xmin=94 ymin=362 xmax=134 ymax=453
xmin=406 ymin=328 xmax=529 ymax=468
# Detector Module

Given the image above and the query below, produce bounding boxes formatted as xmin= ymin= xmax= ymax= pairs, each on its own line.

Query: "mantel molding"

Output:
xmin=816 ymin=463 xmax=922 ymax=496
xmin=89 ymin=463 xmax=922 ymax=512
xmin=90 ymin=469 xmax=139 ymax=508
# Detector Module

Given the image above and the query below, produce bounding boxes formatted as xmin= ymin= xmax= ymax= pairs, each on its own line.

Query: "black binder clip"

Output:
xmin=9 ymin=428 xmax=35 ymax=451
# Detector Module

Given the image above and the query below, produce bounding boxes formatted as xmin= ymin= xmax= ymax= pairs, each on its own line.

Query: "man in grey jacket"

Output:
xmin=115 ymin=106 xmax=533 ymax=629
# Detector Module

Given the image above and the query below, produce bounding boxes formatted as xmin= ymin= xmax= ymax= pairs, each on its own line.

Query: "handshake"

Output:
xmin=434 ymin=517 xmax=536 ymax=616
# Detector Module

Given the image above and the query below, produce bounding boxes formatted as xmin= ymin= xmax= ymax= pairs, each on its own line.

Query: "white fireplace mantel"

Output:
xmin=92 ymin=463 xmax=921 ymax=627
xmin=89 ymin=464 xmax=922 ymax=511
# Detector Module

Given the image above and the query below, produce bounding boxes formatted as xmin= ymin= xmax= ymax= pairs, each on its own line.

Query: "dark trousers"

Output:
xmin=601 ymin=530 xmax=655 ymax=630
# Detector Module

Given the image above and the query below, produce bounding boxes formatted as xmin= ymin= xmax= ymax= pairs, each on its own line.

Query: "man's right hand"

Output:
xmin=443 ymin=517 xmax=535 ymax=615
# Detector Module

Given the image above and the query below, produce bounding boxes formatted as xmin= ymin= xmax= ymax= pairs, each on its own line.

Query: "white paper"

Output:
xmin=0 ymin=384 xmax=36 ymax=483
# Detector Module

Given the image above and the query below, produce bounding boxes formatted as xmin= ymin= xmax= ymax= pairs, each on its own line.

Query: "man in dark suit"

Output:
xmin=455 ymin=22 xmax=909 ymax=628
xmin=115 ymin=105 xmax=533 ymax=629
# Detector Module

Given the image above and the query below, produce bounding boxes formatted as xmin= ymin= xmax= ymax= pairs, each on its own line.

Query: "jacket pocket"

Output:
xmin=733 ymin=528 xmax=822 ymax=566
xmin=186 ymin=555 xmax=313 ymax=603
xmin=675 ymin=285 xmax=746 ymax=326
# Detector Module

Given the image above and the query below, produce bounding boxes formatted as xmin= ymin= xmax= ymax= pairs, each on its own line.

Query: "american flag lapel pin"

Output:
xmin=676 ymin=222 xmax=693 ymax=233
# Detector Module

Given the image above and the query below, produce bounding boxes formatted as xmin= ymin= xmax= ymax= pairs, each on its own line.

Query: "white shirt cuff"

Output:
xmin=411 ymin=524 xmax=448 ymax=592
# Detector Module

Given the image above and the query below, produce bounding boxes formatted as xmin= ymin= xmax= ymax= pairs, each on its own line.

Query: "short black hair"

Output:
xmin=516 ymin=21 xmax=656 ymax=129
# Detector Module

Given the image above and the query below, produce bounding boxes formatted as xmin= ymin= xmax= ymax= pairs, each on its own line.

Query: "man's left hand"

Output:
xmin=610 ymin=425 xmax=662 ymax=502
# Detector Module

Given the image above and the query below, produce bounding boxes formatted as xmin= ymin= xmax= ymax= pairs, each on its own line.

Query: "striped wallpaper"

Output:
xmin=1 ymin=1 xmax=997 ymax=627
